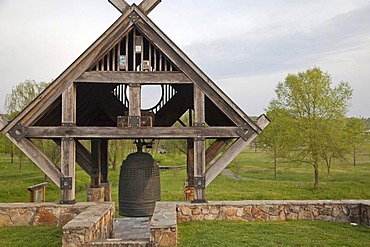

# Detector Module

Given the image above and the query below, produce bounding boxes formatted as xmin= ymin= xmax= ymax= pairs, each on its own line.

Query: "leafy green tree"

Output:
xmin=268 ymin=67 xmax=352 ymax=189
xmin=5 ymin=80 xmax=49 ymax=119
xmin=258 ymin=108 xmax=293 ymax=178
xmin=319 ymin=119 xmax=348 ymax=174
xmin=346 ymin=118 xmax=367 ymax=166
xmin=3 ymin=80 xmax=51 ymax=170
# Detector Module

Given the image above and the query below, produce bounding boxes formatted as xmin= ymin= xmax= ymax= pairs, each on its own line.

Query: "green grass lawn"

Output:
xmin=0 ymin=149 xmax=369 ymax=245
xmin=0 ymin=226 xmax=62 ymax=247
xmin=178 ymin=220 xmax=370 ymax=247
xmin=1 ymin=149 xmax=370 ymax=202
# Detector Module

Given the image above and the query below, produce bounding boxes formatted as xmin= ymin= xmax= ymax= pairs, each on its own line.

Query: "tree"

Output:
xmin=3 ymin=80 xmax=50 ymax=170
xmin=346 ymin=118 xmax=367 ymax=166
xmin=268 ymin=67 xmax=352 ymax=189
xmin=258 ymin=108 xmax=293 ymax=178
xmin=5 ymin=80 xmax=49 ymax=119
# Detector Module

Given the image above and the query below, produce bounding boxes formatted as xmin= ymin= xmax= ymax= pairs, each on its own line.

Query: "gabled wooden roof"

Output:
xmin=2 ymin=4 xmax=260 ymax=134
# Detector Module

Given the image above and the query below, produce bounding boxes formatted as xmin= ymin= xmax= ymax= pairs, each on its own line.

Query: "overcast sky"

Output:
xmin=0 ymin=0 xmax=369 ymax=117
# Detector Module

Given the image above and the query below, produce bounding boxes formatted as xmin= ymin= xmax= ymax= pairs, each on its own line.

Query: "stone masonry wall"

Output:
xmin=176 ymin=200 xmax=370 ymax=225
xmin=361 ymin=202 xmax=370 ymax=226
xmin=0 ymin=202 xmax=89 ymax=227
xmin=0 ymin=202 xmax=115 ymax=247
xmin=62 ymin=202 xmax=115 ymax=247
xmin=150 ymin=202 xmax=177 ymax=247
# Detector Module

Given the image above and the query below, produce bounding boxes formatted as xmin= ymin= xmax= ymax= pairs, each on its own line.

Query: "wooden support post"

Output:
xmin=129 ymin=83 xmax=141 ymax=126
xmin=185 ymin=109 xmax=194 ymax=201
xmin=91 ymin=139 xmax=102 ymax=188
xmin=101 ymin=139 xmax=109 ymax=183
xmin=87 ymin=139 xmax=105 ymax=202
xmin=193 ymin=86 xmax=206 ymax=203
xmin=185 ymin=139 xmax=194 ymax=201
xmin=100 ymin=139 xmax=112 ymax=202
xmin=61 ymin=84 xmax=76 ymax=204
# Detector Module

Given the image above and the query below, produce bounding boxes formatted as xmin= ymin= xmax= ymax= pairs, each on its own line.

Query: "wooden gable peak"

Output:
xmin=130 ymin=6 xmax=261 ymax=133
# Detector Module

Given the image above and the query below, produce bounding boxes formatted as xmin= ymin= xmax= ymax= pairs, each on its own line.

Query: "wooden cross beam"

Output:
xmin=109 ymin=0 xmax=161 ymax=15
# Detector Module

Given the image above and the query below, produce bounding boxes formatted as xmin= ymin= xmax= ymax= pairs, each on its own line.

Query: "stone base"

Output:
xmin=87 ymin=187 xmax=105 ymax=203
xmin=101 ymin=182 xmax=112 ymax=202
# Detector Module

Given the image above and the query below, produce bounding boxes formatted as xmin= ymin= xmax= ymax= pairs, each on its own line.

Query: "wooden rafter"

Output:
xmin=109 ymin=0 xmax=130 ymax=13
xmin=1 ymin=7 xmax=135 ymax=133
xmin=205 ymin=115 xmax=270 ymax=186
xmin=139 ymin=0 xmax=161 ymax=15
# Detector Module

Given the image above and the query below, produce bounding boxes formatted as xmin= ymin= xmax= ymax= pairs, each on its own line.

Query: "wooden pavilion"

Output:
xmin=0 ymin=0 xmax=269 ymax=204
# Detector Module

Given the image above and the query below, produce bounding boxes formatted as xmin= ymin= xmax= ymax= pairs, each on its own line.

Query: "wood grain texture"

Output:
xmin=91 ymin=139 xmax=102 ymax=188
xmin=205 ymin=139 xmax=232 ymax=165
xmin=109 ymin=0 xmax=130 ymax=13
xmin=61 ymin=138 xmax=76 ymax=201
xmin=194 ymin=139 xmax=205 ymax=200
xmin=26 ymin=126 xmax=241 ymax=139
xmin=75 ymin=71 xmax=191 ymax=84
xmin=138 ymin=0 xmax=161 ymax=15
xmin=129 ymin=84 xmax=141 ymax=116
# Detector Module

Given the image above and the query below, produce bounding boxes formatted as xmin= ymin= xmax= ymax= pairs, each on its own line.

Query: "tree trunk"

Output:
xmin=326 ymin=157 xmax=331 ymax=175
xmin=314 ymin=164 xmax=319 ymax=189
xmin=112 ymin=152 xmax=117 ymax=170
xmin=273 ymin=130 xmax=277 ymax=179
xmin=353 ymin=146 xmax=356 ymax=166
xmin=19 ymin=154 xmax=23 ymax=171
xmin=10 ymin=145 xmax=14 ymax=163
xmin=274 ymin=147 xmax=277 ymax=179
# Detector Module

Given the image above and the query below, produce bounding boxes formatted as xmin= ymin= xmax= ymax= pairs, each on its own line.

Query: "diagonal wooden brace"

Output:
xmin=1 ymin=115 xmax=63 ymax=187
xmin=139 ymin=0 xmax=161 ymax=15
xmin=205 ymin=114 xmax=270 ymax=187
xmin=109 ymin=0 xmax=130 ymax=13
xmin=109 ymin=0 xmax=161 ymax=15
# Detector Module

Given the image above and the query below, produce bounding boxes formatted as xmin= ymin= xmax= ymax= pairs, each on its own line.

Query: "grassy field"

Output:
xmin=0 ymin=148 xmax=369 ymax=245
xmin=0 ymin=148 xmax=370 ymax=203
xmin=0 ymin=226 xmax=62 ymax=247
xmin=178 ymin=220 xmax=370 ymax=247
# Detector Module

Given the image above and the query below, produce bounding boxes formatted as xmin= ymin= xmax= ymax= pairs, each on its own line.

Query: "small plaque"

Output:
xmin=119 ymin=55 xmax=126 ymax=70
